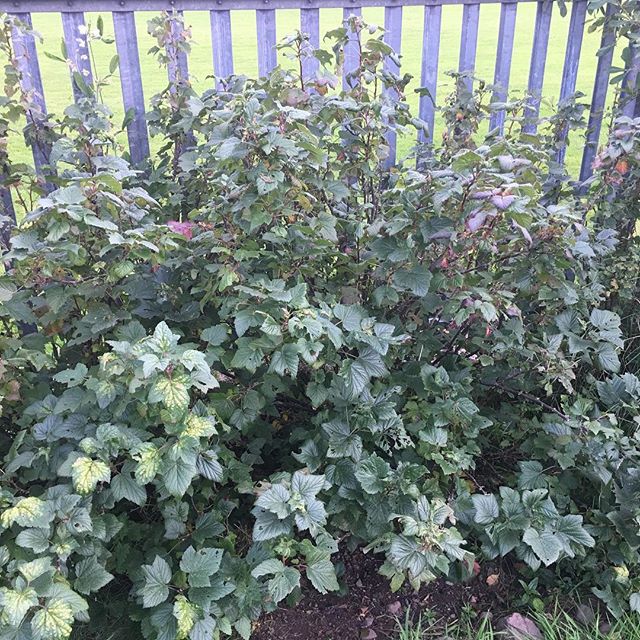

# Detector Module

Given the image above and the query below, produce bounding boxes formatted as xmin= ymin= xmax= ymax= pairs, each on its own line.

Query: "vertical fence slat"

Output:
xmin=383 ymin=5 xmax=403 ymax=167
xmin=458 ymin=3 xmax=480 ymax=91
xmin=12 ymin=13 xmax=50 ymax=178
xmin=343 ymin=6 xmax=362 ymax=89
xmin=256 ymin=9 xmax=277 ymax=77
xmin=61 ymin=12 xmax=93 ymax=101
xmin=419 ymin=3 xmax=442 ymax=145
xmin=620 ymin=46 xmax=640 ymax=118
xmin=579 ymin=4 xmax=617 ymax=183
xmin=113 ymin=11 xmax=149 ymax=165
xmin=523 ymin=0 xmax=553 ymax=134
xmin=489 ymin=2 xmax=517 ymax=134
xmin=301 ymin=8 xmax=320 ymax=81
xmin=167 ymin=10 xmax=189 ymax=87
xmin=556 ymin=0 xmax=587 ymax=164
xmin=210 ymin=10 xmax=234 ymax=83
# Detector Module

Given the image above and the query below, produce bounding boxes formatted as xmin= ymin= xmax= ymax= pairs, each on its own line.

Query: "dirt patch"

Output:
xmin=253 ymin=548 xmax=517 ymax=640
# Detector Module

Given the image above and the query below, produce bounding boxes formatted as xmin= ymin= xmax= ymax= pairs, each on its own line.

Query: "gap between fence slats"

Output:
xmin=343 ymin=6 xmax=362 ymax=89
xmin=256 ymin=9 xmax=277 ymax=77
xmin=555 ymin=0 xmax=587 ymax=164
xmin=383 ymin=5 xmax=403 ymax=167
xmin=113 ymin=11 xmax=150 ymax=164
xmin=579 ymin=3 xmax=616 ymax=183
xmin=12 ymin=12 xmax=51 ymax=179
xmin=523 ymin=0 xmax=553 ymax=134
xmin=458 ymin=2 xmax=480 ymax=91
xmin=61 ymin=11 xmax=93 ymax=101
xmin=300 ymin=8 xmax=320 ymax=81
xmin=489 ymin=1 xmax=517 ymax=134
xmin=419 ymin=3 xmax=442 ymax=145
xmin=210 ymin=9 xmax=234 ymax=84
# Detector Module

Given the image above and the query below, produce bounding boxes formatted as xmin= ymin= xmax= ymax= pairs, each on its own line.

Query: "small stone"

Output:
xmin=387 ymin=601 xmax=402 ymax=616
xmin=599 ymin=622 xmax=612 ymax=635
xmin=501 ymin=613 xmax=543 ymax=640
xmin=486 ymin=573 xmax=499 ymax=587
xmin=360 ymin=629 xmax=377 ymax=640
xmin=574 ymin=604 xmax=595 ymax=627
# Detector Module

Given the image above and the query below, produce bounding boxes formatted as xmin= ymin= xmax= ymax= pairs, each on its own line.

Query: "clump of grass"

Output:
xmin=395 ymin=606 xmax=640 ymax=639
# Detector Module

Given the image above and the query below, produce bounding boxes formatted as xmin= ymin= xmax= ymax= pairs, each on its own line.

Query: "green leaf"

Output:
xmin=16 ymin=528 xmax=50 ymax=553
xmin=355 ymin=455 xmax=390 ymax=494
xmin=149 ymin=376 xmax=190 ymax=411
xmin=140 ymin=556 xmax=172 ymax=608
xmin=74 ymin=557 xmax=114 ymax=594
xmin=71 ymin=457 xmax=111 ymax=495
xmin=555 ymin=515 xmax=595 ymax=548
xmin=251 ymin=559 xmax=300 ymax=604
xmin=522 ymin=528 xmax=563 ymax=566
xmin=392 ymin=265 xmax=432 ymax=296
xmin=162 ymin=456 xmax=196 ymax=497
xmin=201 ymin=324 xmax=228 ymax=346
xmin=291 ymin=471 xmax=325 ymax=500
xmin=269 ymin=344 xmax=299 ymax=377
xmin=133 ymin=443 xmax=161 ymax=484
xmin=1 ymin=497 xmax=53 ymax=529
xmin=0 ymin=586 xmax=38 ymax=626
xmin=180 ymin=547 xmax=223 ymax=587
xmin=630 ymin=593 xmax=640 ymax=614
xmin=472 ymin=494 xmax=499 ymax=525
xmin=323 ymin=420 xmax=363 ymax=460
xmin=255 ymin=484 xmax=291 ymax=518
xmin=305 ymin=556 xmax=339 ymax=594
xmin=111 ymin=473 xmax=147 ymax=506
xmin=31 ymin=598 xmax=74 ymax=640
xmin=173 ymin=595 xmax=200 ymax=639
xmin=53 ymin=364 xmax=88 ymax=387
xmin=595 ymin=343 xmax=620 ymax=373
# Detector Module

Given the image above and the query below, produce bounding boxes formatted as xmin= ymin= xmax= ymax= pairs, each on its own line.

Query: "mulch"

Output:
xmin=252 ymin=548 xmax=516 ymax=640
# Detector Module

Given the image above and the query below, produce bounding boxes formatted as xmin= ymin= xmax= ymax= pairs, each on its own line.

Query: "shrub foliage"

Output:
xmin=1 ymin=12 xmax=640 ymax=640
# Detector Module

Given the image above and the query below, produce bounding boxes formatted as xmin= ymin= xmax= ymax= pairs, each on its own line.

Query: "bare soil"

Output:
xmin=253 ymin=548 xmax=516 ymax=640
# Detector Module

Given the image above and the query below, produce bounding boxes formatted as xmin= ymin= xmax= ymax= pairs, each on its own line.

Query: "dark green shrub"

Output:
xmin=0 ymin=12 xmax=639 ymax=640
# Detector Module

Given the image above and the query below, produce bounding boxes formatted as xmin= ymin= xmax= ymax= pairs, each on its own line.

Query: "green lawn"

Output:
xmin=10 ymin=6 xmax=622 ymax=174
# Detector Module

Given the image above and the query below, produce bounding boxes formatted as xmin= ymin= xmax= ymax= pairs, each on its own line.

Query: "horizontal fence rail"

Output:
xmin=0 ymin=0 xmax=634 ymax=229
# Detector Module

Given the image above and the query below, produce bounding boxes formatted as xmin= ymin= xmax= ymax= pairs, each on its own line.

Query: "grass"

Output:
xmin=395 ymin=606 xmax=640 ymax=640
xmin=9 ymin=6 xmax=625 ymax=174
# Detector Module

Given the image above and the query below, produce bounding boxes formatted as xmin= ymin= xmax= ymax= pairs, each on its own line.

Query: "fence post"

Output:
xmin=300 ymin=8 xmax=320 ymax=80
xmin=211 ymin=9 xmax=234 ymax=84
xmin=383 ymin=5 xmax=403 ymax=167
xmin=555 ymin=0 xmax=587 ymax=165
xmin=61 ymin=11 xmax=93 ymax=101
xmin=523 ymin=0 xmax=553 ymax=134
xmin=458 ymin=3 xmax=480 ymax=91
xmin=489 ymin=2 xmax=518 ymax=134
xmin=343 ymin=6 xmax=362 ymax=89
xmin=579 ymin=3 xmax=617 ymax=183
xmin=113 ymin=11 xmax=150 ymax=165
xmin=12 ymin=13 xmax=51 ymax=183
xmin=256 ymin=9 xmax=277 ymax=76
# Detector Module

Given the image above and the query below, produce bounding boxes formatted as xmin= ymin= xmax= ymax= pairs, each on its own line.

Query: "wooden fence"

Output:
xmin=0 ymin=0 xmax=636 ymax=193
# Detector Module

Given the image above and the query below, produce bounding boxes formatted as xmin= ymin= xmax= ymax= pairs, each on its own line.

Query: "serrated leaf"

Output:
xmin=173 ymin=595 xmax=200 ymax=639
xmin=149 ymin=376 xmax=190 ymax=411
xmin=0 ymin=586 xmax=38 ymax=626
xmin=291 ymin=471 xmax=325 ymax=500
xmin=255 ymin=484 xmax=291 ymax=518
xmin=111 ymin=473 xmax=147 ymax=506
xmin=74 ymin=557 xmax=113 ymax=594
xmin=201 ymin=324 xmax=228 ymax=346
xmin=355 ymin=455 xmax=390 ymax=494
xmin=31 ymin=598 xmax=74 ymax=640
xmin=162 ymin=456 xmax=196 ymax=497
xmin=16 ymin=528 xmax=50 ymax=553
xmin=196 ymin=451 xmax=223 ymax=482
xmin=180 ymin=547 xmax=223 ymax=587
xmin=71 ymin=457 xmax=111 ymax=495
xmin=522 ymin=528 xmax=563 ymax=566
xmin=140 ymin=556 xmax=172 ymax=608
xmin=1 ymin=497 xmax=53 ymax=528
xmin=472 ymin=494 xmax=499 ymax=525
